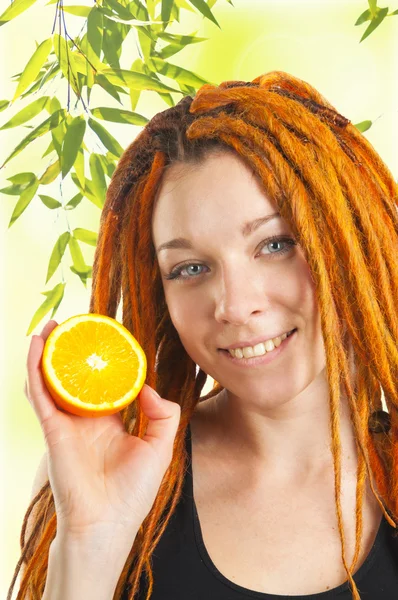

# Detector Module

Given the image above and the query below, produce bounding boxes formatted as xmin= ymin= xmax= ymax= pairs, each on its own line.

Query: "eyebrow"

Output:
xmin=156 ymin=212 xmax=281 ymax=253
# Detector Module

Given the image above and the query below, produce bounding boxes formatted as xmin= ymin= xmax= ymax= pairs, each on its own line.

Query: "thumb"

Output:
xmin=138 ymin=384 xmax=181 ymax=456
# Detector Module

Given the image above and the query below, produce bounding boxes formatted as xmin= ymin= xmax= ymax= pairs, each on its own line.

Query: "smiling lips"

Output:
xmin=223 ymin=329 xmax=296 ymax=359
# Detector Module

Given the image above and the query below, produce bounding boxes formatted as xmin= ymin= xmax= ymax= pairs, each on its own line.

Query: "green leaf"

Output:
xmin=8 ymin=172 xmax=36 ymax=184
xmin=53 ymin=33 xmax=81 ymax=97
xmin=360 ymin=6 xmax=389 ymax=41
xmin=1 ymin=109 xmax=66 ymax=168
xmin=136 ymin=26 xmax=155 ymax=64
xmin=368 ymin=0 xmax=377 ymax=17
xmin=174 ymin=0 xmax=196 ymax=11
xmin=12 ymin=39 xmax=52 ymax=101
xmin=186 ymin=0 xmax=220 ymax=28
xmin=0 ymin=96 xmax=50 ymax=130
xmin=147 ymin=56 xmax=211 ymax=87
xmin=8 ymin=178 xmax=39 ymax=227
xmin=69 ymin=236 xmax=91 ymax=287
xmin=90 ymin=106 xmax=148 ymax=126
xmin=128 ymin=0 xmax=149 ymax=21
xmin=105 ymin=0 xmax=135 ymax=20
xmin=95 ymin=73 xmax=126 ymax=103
xmin=49 ymin=96 xmax=61 ymax=113
xmin=97 ymin=68 xmax=181 ymax=93
xmin=65 ymin=192 xmax=83 ymax=210
xmin=88 ymin=117 xmax=123 ymax=157
xmin=72 ymin=52 xmax=90 ymax=75
xmin=71 ymin=172 xmax=103 ymax=208
xmin=354 ymin=120 xmax=372 ymax=133
xmin=98 ymin=153 xmax=116 ymax=178
xmin=355 ymin=8 xmax=372 ymax=25
xmin=20 ymin=63 xmax=59 ymax=99
xmin=74 ymin=147 xmax=85 ymax=188
xmin=61 ymin=116 xmax=86 ymax=179
xmin=1 ymin=172 xmax=35 ymax=195
xmin=26 ymin=282 xmax=66 ymax=336
xmin=70 ymin=264 xmax=93 ymax=276
xmin=0 ymin=100 xmax=10 ymax=112
xmin=73 ymin=227 xmax=98 ymax=246
xmin=157 ymin=30 xmax=206 ymax=44
xmin=146 ymin=0 xmax=156 ymax=18
xmin=0 ymin=0 xmax=38 ymax=26
xmin=46 ymin=231 xmax=70 ymax=283
xmin=42 ymin=139 xmax=55 ymax=158
xmin=69 ymin=235 xmax=88 ymax=271
xmin=87 ymin=6 xmax=103 ymax=60
xmin=0 ymin=183 xmax=31 ymax=195
xmin=128 ymin=58 xmax=144 ymax=111
xmin=102 ymin=18 xmax=129 ymax=69
xmin=51 ymin=118 xmax=67 ymax=158
xmin=39 ymin=159 xmax=61 ymax=184
xmin=80 ymin=32 xmax=96 ymax=104
xmin=62 ymin=5 xmax=92 ymax=17
xmin=158 ymin=31 xmax=208 ymax=59
xmin=39 ymin=194 xmax=62 ymax=209
xmin=70 ymin=264 xmax=92 ymax=287
xmin=161 ymin=0 xmax=174 ymax=24
xmin=89 ymin=153 xmax=107 ymax=206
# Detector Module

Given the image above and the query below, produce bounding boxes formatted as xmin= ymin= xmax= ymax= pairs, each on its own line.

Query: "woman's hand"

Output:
xmin=25 ymin=319 xmax=181 ymax=540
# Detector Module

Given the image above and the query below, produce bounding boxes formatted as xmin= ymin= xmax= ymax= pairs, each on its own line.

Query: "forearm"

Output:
xmin=42 ymin=528 xmax=138 ymax=600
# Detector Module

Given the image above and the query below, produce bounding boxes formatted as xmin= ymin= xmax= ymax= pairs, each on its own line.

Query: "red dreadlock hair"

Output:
xmin=9 ymin=70 xmax=398 ymax=600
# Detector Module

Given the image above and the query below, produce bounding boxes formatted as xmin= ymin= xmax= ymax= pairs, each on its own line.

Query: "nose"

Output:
xmin=213 ymin=266 xmax=267 ymax=325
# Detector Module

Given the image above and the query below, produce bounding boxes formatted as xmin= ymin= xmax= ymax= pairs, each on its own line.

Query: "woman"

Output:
xmin=10 ymin=71 xmax=398 ymax=600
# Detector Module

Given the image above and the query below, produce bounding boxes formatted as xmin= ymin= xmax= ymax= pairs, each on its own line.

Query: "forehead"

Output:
xmin=152 ymin=151 xmax=279 ymax=233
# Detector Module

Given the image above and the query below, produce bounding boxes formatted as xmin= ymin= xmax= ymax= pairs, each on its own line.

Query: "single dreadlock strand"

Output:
xmin=390 ymin=415 xmax=398 ymax=516
xmin=19 ymin=483 xmax=50 ymax=551
xmin=136 ymin=151 xmax=167 ymax=374
xmin=350 ymin=439 xmax=366 ymax=573
xmin=15 ymin=513 xmax=57 ymax=600
xmin=347 ymin=125 xmax=398 ymax=208
xmin=252 ymin=70 xmax=351 ymax=117
xmin=349 ymin=366 xmax=371 ymax=572
xmin=365 ymin=372 xmax=391 ymax=504
xmin=97 ymin=210 xmax=120 ymax=315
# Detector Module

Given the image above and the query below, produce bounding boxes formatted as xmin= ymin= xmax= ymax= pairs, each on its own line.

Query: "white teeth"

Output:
xmin=228 ymin=331 xmax=290 ymax=359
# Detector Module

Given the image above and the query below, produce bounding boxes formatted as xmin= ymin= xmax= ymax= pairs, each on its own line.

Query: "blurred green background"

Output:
xmin=1 ymin=0 xmax=397 ymax=595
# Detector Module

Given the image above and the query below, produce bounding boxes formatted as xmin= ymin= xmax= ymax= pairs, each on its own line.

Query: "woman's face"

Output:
xmin=151 ymin=150 xmax=327 ymax=410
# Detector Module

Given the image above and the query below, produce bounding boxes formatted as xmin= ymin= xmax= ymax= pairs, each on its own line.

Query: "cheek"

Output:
xmin=164 ymin=290 xmax=201 ymax=335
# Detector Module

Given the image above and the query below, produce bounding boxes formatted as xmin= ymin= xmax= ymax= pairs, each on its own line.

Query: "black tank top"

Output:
xmin=132 ymin=423 xmax=398 ymax=599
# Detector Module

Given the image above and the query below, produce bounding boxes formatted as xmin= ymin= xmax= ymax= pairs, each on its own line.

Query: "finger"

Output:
xmin=26 ymin=333 xmax=62 ymax=427
xmin=139 ymin=384 xmax=181 ymax=460
xmin=39 ymin=319 xmax=59 ymax=341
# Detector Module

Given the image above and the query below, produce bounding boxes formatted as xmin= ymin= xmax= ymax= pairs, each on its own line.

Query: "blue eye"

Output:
xmin=164 ymin=236 xmax=297 ymax=282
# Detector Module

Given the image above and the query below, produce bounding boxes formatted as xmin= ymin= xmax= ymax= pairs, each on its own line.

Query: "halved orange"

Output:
xmin=41 ymin=313 xmax=147 ymax=418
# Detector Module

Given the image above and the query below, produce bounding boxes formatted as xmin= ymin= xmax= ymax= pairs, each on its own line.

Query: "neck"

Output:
xmin=202 ymin=373 xmax=359 ymax=486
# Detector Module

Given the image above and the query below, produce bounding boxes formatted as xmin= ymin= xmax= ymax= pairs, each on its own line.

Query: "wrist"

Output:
xmin=44 ymin=530 xmax=138 ymax=600
xmin=54 ymin=524 xmax=138 ymax=564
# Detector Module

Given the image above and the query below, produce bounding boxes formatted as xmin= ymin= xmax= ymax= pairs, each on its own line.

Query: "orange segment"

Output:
xmin=41 ymin=314 xmax=147 ymax=418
